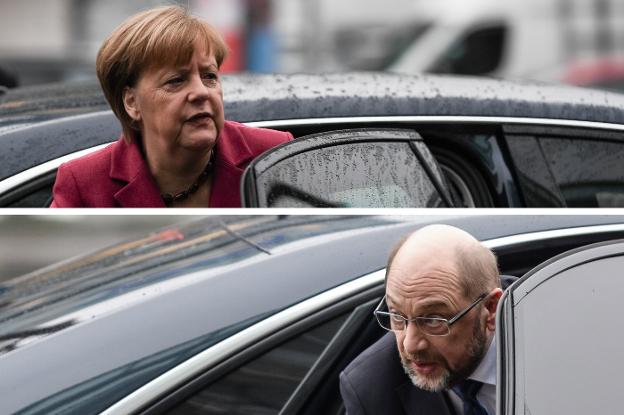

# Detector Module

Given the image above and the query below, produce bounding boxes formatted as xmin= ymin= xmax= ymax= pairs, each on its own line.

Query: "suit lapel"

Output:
xmin=397 ymin=380 xmax=455 ymax=415
xmin=109 ymin=137 xmax=166 ymax=208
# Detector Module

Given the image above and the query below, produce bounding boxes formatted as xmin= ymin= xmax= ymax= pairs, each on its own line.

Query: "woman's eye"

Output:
xmin=166 ymin=76 xmax=184 ymax=85
xmin=202 ymin=72 xmax=219 ymax=82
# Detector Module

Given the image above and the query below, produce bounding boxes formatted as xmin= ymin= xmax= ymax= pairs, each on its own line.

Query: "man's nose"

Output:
xmin=402 ymin=321 xmax=429 ymax=354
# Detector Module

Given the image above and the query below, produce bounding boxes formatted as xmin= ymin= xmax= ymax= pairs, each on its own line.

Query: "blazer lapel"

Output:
xmin=113 ymin=168 xmax=165 ymax=207
xmin=208 ymin=122 xmax=255 ymax=207
xmin=215 ymin=121 xmax=255 ymax=168
xmin=396 ymin=380 xmax=455 ymax=415
xmin=109 ymin=137 xmax=166 ymax=208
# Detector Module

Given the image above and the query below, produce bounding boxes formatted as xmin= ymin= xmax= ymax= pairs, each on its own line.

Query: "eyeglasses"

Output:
xmin=374 ymin=293 xmax=488 ymax=336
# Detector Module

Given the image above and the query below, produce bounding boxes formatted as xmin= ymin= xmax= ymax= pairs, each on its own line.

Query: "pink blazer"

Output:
xmin=51 ymin=121 xmax=293 ymax=208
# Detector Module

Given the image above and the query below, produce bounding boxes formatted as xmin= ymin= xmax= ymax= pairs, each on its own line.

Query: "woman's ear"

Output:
xmin=123 ymin=87 xmax=141 ymax=122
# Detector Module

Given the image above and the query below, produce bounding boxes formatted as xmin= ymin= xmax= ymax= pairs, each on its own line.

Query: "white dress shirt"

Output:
xmin=448 ymin=337 xmax=497 ymax=415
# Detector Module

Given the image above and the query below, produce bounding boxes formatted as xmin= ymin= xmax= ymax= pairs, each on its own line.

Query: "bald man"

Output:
xmin=339 ymin=225 xmax=515 ymax=415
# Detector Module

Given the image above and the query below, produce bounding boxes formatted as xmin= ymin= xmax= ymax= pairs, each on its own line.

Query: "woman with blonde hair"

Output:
xmin=52 ymin=6 xmax=292 ymax=207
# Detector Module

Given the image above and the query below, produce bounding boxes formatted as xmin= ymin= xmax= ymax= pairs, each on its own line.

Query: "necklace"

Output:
xmin=161 ymin=153 xmax=214 ymax=207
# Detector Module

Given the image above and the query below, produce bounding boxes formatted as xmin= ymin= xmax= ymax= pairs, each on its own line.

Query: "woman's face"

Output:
xmin=123 ymin=40 xmax=224 ymax=154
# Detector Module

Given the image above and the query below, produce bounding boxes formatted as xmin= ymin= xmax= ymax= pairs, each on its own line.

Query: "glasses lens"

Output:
xmin=375 ymin=312 xmax=405 ymax=331
xmin=416 ymin=317 xmax=449 ymax=336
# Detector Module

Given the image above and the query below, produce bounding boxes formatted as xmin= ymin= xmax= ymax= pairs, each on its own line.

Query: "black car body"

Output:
xmin=2 ymin=73 xmax=624 ymax=208
xmin=1 ymin=215 xmax=624 ymax=414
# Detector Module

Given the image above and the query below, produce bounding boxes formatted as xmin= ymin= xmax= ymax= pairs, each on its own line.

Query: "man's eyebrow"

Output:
xmin=385 ymin=294 xmax=398 ymax=308
xmin=385 ymin=295 xmax=451 ymax=313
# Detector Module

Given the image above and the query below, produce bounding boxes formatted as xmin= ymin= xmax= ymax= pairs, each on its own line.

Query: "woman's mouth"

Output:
xmin=187 ymin=112 xmax=212 ymax=123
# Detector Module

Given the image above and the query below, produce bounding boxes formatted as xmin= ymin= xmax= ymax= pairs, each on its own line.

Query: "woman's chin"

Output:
xmin=178 ymin=133 xmax=218 ymax=151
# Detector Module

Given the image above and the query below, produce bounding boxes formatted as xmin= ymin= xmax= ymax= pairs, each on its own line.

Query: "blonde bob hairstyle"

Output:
xmin=96 ymin=6 xmax=228 ymax=142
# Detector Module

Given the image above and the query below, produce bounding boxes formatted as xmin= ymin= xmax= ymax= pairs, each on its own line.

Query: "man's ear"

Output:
xmin=123 ymin=86 xmax=141 ymax=122
xmin=485 ymin=288 xmax=503 ymax=331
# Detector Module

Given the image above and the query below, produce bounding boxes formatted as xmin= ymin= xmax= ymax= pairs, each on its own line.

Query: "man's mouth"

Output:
xmin=412 ymin=361 xmax=439 ymax=375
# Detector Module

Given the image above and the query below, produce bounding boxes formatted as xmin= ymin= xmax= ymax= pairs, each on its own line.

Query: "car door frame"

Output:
xmin=496 ymin=238 xmax=624 ymax=415
xmin=4 ymin=115 xmax=624 ymax=208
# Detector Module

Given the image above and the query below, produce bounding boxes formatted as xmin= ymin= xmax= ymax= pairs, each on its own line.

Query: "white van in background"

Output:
xmin=332 ymin=0 xmax=624 ymax=83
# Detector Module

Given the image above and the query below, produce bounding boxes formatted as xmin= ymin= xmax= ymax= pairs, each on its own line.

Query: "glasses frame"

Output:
xmin=373 ymin=292 xmax=488 ymax=336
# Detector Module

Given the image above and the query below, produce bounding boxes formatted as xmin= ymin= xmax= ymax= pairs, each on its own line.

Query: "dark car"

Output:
xmin=1 ymin=215 xmax=624 ymax=414
xmin=2 ymin=73 xmax=624 ymax=208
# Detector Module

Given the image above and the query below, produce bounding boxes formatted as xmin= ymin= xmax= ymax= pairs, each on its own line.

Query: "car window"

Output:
xmin=244 ymin=129 xmax=449 ymax=208
xmin=259 ymin=142 xmax=442 ymax=208
xmin=500 ymin=241 xmax=624 ymax=415
xmin=166 ymin=313 xmax=349 ymax=415
xmin=505 ymin=126 xmax=624 ymax=207
xmin=539 ymin=137 xmax=624 ymax=207
xmin=430 ymin=25 xmax=507 ymax=75
xmin=0 ymin=172 xmax=55 ymax=207
xmin=503 ymin=135 xmax=565 ymax=207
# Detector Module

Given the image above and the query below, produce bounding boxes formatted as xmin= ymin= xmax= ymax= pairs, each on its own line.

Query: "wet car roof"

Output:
xmin=3 ymin=72 xmax=624 ymax=127
xmin=0 ymin=215 xmax=411 ymax=349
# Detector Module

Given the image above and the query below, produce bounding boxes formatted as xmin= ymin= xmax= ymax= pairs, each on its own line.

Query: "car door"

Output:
xmin=242 ymin=128 xmax=454 ymax=208
xmin=497 ymin=239 xmax=624 ymax=415
xmin=99 ymin=273 xmax=388 ymax=415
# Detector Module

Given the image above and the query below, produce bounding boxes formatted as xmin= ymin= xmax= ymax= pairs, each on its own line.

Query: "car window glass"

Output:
xmin=167 ymin=313 xmax=349 ymax=415
xmin=4 ymin=187 xmax=52 ymax=207
xmin=431 ymin=25 xmax=507 ymax=75
xmin=256 ymin=142 xmax=443 ymax=208
xmin=0 ymin=171 xmax=56 ymax=208
xmin=509 ymin=251 xmax=624 ymax=414
xmin=13 ymin=318 xmax=262 ymax=415
xmin=539 ymin=138 xmax=624 ymax=207
xmin=504 ymin=135 xmax=566 ymax=207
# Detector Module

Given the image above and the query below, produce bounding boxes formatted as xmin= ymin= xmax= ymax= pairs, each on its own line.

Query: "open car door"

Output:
xmin=497 ymin=239 xmax=624 ymax=415
xmin=241 ymin=129 xmax=453 ymax=208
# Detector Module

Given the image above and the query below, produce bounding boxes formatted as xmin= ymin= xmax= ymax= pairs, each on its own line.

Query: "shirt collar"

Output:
xmin=468 ymin=337 xmax=496 ymax=387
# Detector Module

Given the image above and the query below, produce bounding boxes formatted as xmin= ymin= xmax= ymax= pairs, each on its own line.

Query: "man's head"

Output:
xmin=384 ymin=224 xmax=502 ymax=392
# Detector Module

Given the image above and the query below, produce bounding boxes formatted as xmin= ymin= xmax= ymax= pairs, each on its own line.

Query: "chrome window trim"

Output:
xmin=102 ymin=223 xmax=624 ymax=415
xmin=246 ymin=115 xmax=624 ymax=132
xmin=3 ymin=115 xmax=624 ymax=195
xmin=481 ymin=224 xmax=624 ymax=249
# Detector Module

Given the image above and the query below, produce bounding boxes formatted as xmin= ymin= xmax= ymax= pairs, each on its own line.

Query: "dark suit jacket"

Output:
xmin=51 ymin=121 xmax=293 ymax=208
xmin=340 ymin=332 xmax=457 ymax=415
xmin=340 ymin=275 xmax=517 ymax=415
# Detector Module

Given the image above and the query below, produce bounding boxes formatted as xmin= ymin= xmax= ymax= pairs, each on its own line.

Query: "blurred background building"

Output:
xmin=0 ymin=216 xmax=194 ymax=282
xmin=2 ymin=0 xmax=624 ymax=91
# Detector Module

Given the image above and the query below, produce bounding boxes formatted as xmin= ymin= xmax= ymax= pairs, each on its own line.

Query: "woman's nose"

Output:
xmin=187 ymin=74 xmax=211 ymax=102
